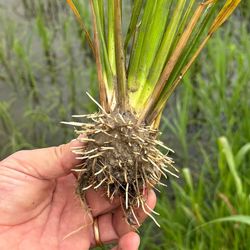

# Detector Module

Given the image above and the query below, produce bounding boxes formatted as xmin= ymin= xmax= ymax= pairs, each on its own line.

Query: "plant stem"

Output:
xmin=138 ymin=1 xmax=209 ymax=125
xmin=108 ymin=0 xmax=116 ymax=75
xmin=90 ymin=0 xmax=109 ymax=111
xmin=114 ymin=0 xmax=127 ymax=111
xmin=127 ymin=0 xmax=156 ymax=93
xmin=124 ymin=0 xmax=143 ymax=50
xmin=130 ymin=0 xmax=173 ymax=110
xmin=133 ymin=0 xmax=183 ymax=110
xmin=147 ymin=0 xmax=241 ymax=124
xmin=93 ymin=0 xmax=114 ymax=91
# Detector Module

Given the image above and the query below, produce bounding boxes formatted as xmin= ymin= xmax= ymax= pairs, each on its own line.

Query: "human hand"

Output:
xmin=0 ymin=139 xmax=156 ymax=250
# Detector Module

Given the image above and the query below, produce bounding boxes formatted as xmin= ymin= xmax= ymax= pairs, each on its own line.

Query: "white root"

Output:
xmin=94 ymin=177 xmax=107 ymax=189
xmin=72 ymin=148 xmax=98 ymax=155
xmin=86 ymin=92 xmax=109 ymax=115
xmin=157 ymin=181 xmax=168 ymax=187
xmin=124 ymin=170 xmax=128 ymax=183
xmin=145 ymin=202 xmax=160 ymax=215
xmin=72 ymin=168 xmax=88 ymax=172
xmin=94 ymin=165 xmax=108 ymax=175
xmin=162 ymin=166 xmax=179 ymax=178
xmin=82 ymin=184 xmax=93 ymax=191
xmin=107 ymin=184 xmax=110 ymax=197
xmin=130 ymin=207 xmax=140 ymax=227
xmin=141 ymin=157 xmax=149 ymax=162
xmin=101 ymin=146 xmax=115 ymax=150
xmin=155 ymin=140 xmax=175 ymax=153
xmin=136 ymin=197 xmax=140 ymax=208
xmin=78 ymin=138 xmax=96 ymax=142
xmin=61 ymin=121 xmax=84 ymax=126
xmin=118 ymin=113 xmax=126 ymax=123
xmin=62 ymin=225 xmax=86 ymax=240
xmin=71 ymin=146 xmax=85 ymax=149
xmin=148 ymin=158 xmax=168 ymax=179
xmin=141 ymin=199 xmax=161 ymax=228
xmin=125 ymin=183 xmax=129 ymax=209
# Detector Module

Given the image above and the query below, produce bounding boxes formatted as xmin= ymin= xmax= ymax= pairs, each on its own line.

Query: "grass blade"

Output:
xmin=140 ymin=0 xmax=241 ymax=124
xmin=130 ymin=0 xmax=173 ymax=110
xmin=136 ymin=0 xmax=185 ymax=108
xmin=138 ymin=1 xmax=210 ymax=124
xmin=66 ymin=0 xmax=95 ymax=55
xmin=127 ymin=1 xmax=156 ymax=93
xmin=147 ymin=3 xmax=219 ymax=122
xmin=196 ymin=215 xmax=250 ymax=229
xmin=235 ymin=143 xmax=250 ymax=168
xmin=154 ymin=0 xmax=242 ymax=119
xmin=209 ymin=0 xmax=241 ymax=34
xmin=218 ymin=137 xmax=243 ymax=197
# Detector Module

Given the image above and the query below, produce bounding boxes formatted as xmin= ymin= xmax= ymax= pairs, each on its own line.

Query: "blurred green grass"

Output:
xmin=0 ymin=1 xmax=249 ymax=249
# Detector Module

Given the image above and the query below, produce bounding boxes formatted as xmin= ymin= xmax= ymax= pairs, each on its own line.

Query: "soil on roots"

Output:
xmin=69 ymin=110 xmax=177 ymax=226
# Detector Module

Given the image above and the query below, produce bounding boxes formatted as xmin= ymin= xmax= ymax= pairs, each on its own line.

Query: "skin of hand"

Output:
xmin=0 ymin=138 xmax=156 ymax=250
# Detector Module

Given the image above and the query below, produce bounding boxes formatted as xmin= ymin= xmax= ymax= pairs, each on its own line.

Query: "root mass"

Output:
xmin=67 ymin=111 xmax=177 ymax=225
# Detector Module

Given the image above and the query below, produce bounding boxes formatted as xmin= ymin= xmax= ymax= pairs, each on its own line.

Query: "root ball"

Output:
xmin=69 ymin=111 xmax=177 ymax=225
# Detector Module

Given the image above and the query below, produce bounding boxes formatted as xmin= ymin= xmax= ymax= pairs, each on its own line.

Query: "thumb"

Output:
xmin=1 ymin=138 xmax=84 ymax=180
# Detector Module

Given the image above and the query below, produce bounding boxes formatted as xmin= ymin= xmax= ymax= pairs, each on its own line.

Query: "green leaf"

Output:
xmin=141 ymin=0 xmax=241 ymax=124
xmin=92 ymin=0 xmax=114 ymax=86
xmin=127 ymin=0 xmax=156 ymax=93
xmin=235 ymin=143 xmax=250 ymax=168
xmin=124 ymin=0 xmax=144 ymax=50
xmin=209 ymin=0 xmax=241 ymax=34
xmin=130 ymin=0 xmax=175 ymax=109
xmin=149 ymin=2 xmax=219 ymax=121
xmin=137 ymin=0 xmax=186 ymax=107
xmin=107 ymin=0 xmax=116 ymax=75
xmin=138 ymin=1 xmax=211 ymax=124
xmin=196 ymin=215 xmax=250 ymax=229
xmin=218 ymin=137 xmax=243 ymax=197
xmin=66 ymin=0 xmax=95 ymax=54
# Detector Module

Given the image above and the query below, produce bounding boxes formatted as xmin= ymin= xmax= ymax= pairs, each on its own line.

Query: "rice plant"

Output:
xmin=65 ymin=0 xmax=241 ymax=226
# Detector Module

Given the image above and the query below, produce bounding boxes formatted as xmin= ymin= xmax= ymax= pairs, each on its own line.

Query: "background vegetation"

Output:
xmin=0 ymin=1 xmax=249 ymax=249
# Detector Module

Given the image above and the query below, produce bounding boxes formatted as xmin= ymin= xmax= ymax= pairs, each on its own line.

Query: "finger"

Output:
xmin=89 ymin=190 xmax=156 ymax=246
xmin=113 ymin=189 xmax=157 ymax=236
xmin=92 ymin=213 xmax=119 ymax=246
xmin=2 ymin=138 xmax=84 ymax=180
xmin=85 ymin=189 xmax=120 ymax=217
xmin=111 ymin=232 xmax=140 ymax=250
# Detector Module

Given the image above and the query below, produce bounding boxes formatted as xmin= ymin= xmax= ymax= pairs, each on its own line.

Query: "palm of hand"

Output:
xmin=0 ymin=155 xmax=92 ymax=249
xmin=0 ymin=141 xmax=156 ymax=250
